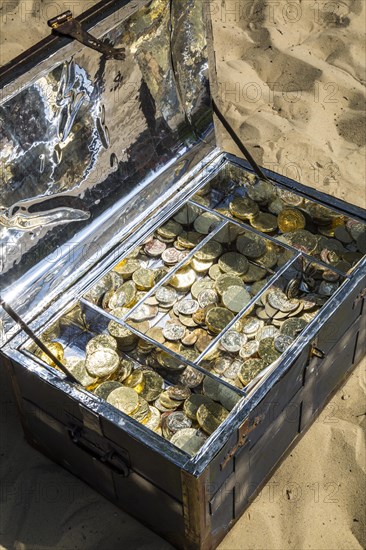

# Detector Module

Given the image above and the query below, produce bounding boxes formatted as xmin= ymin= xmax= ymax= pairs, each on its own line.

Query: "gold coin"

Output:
xmin=215 ymin=273 xmax=244 ymax=296
xmin=146 ymin=327 xmax=165 ymax=344
xmin=247 ymin=180 xmax=276 ymax=204
xmin=162 ymin=247 xmax=186 ymax=265
xmin=167 ymin=385 xmax=191 ymax=401
xmin=193 ymin=212 xmax=220 ymax=234
xmin=242 ymin=263 xmax=267 ymax=283
xmin=250 ymin=213 xmax=278 ymax=233
xmin=113 ymin=258 xmax=141 ymax=278
xmin=169 ymin=267 xmax=196 ymax=291
xmin=197 ymin=402 xmax=229 ymax=434
xmin=159 ymin=391 xmax=182 ymax=410
xmin=157 ymin=219 xmax=183 ymax=240
xmin=39 ymin=341 xmax=64 ymax=368
xmin=140 ymin=371 xmax=164 ymax=402
xmin=113 ymin=281 xmax=137 ymax=309
xmin=94 ymin=381 xmax=122 ymax=400
xmin=116 ymin=358 xmax=134 ymax=382
xmin=195 ymin=330 xmax=213 ymax=353
xmin=144 ymin=406 xmax=161 ymax=431
xmin=179 ymin=314 xmax=198 ymax=328
xmin=238 ymin=358 xmax=267 ymax=386
xmin=214 ymin=224 xmax=244 ymax=244
xmin=132 ymin=268 xmax=155 ymax=290
xmin=173 ymin=203 xmax=200 ymax=225
xmin=191 ymin=258 xmax=213 ymax=273
xmin=191 ymin=278 xmax=215 ymax=299
xmin=236 ymin=234 xmax=266 ymax=259
xmin=278 ymin=208 xmax=306 ymax=233
xmin=183 ymin=394 xmax=214 ymax=420
xmin=222 ymin=286 xmax=252 ymax=313
xmin=131 ymin=396 xmax=151 ymax=423
xmin=229 ymin=196 xmax=259 ymax=220
xmin=194 ymin=241 xmax=223 ymax=262
xmin=206 ymin=307 xmax=235 ymax=334
xmin=218 ymin=252 xmax=249 ymax=275
xmin=192 ymin=308 xmax=207 ymax=325
xmin=144 ymin=239 xmax=167 ymax=258
xmin=208 ymin=264 xmax=222 ymax=280
xmin=107 ymin=387 xmax=139 ymax=415
xmin=108 ymin=321 xmax=138 ymax=350
xmin=86 ymin=335 xmax=118 ymax=355
xmin=170 ymin=428 xmax=207 ymax=456
xmin=177 ymin=231 xmax=203 ymax=249
xmin=86 ymin=348 xmax=120 ymax=378
xmin=65 ymin=357 xmax=98 ymax=387
xmin=156 ymin=351 xmax=185 ymax=371
xmin=129 ymin=303 xmax=158 ymax=322
xmin=123 ymin=370 xmax=145 ymax=393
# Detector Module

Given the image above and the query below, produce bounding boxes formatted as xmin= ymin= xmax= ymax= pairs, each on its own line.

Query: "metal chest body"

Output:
xmin=0 ymin=1 xmax=365 ymax=549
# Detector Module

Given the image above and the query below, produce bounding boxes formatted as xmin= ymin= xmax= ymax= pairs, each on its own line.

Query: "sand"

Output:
xmin=0 ymin=1 xmax=365 ymax=549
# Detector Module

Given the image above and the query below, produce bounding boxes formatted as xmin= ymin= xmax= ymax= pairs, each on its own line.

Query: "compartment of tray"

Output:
xmin=192 ymin=163 xmax=366 ymax=274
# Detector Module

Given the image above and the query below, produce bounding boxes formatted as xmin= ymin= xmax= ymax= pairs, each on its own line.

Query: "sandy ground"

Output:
xmin=0 ymin=1 xmax=365 ymax=549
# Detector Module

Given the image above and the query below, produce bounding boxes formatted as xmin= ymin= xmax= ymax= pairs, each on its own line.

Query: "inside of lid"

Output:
xmin=19 ymin=158 xmax=363 ymax=458
xmin=0 ymin=0 xmax=213 ymax=298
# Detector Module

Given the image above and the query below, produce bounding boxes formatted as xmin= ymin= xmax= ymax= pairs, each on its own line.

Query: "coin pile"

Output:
xmin=84 ymin=203 xmax=222 ymax=315
xmin=121 ymin=225 xmax=294 ymax=362
xmin=194 ymin=175 xmax=366 ymax=273
xmin=37 ymin=324 xmax=239 ymax=456
xmin=200 ymin=264 xmax=334 ymax=389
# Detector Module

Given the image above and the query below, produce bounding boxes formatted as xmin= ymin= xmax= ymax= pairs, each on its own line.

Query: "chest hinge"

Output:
xmin=48 ymin=11 xmax=126 ymax=60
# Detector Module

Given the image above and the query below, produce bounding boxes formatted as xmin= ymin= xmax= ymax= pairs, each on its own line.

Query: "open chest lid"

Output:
xmin=0 ymin=0 xmax=216 ymax=341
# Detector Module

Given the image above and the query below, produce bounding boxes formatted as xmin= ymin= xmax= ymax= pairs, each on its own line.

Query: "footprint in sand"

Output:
xmin=245 ymin=48 xmax=322 ymax=93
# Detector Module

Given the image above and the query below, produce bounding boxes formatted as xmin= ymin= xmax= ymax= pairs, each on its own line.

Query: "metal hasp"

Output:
xmin=48 ymin=11 xmax=126 ymax=60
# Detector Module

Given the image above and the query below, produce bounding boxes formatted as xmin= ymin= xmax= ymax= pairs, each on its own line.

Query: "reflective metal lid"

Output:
xmin=0 ymin=0 xmax=214 ymax=321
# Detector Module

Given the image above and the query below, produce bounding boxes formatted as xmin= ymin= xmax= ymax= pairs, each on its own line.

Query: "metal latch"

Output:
xmin=310 ymin=345 xmax=325 ymax=359
xmin=220 ymin=414 xmax=264 ymax=470
xmin=48 ymin=11 xmax=126 ymax=60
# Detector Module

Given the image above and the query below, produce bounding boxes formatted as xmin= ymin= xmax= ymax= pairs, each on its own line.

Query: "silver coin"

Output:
xmin=279 ymin=298 xmax=300 ymax=313
xmin=178 ymin=366 xmax=204 ymax=388
xmin=128 ymin=304 xmax=157 ymax=322
xmin=177 ymin=299 xmax=199 ymax=316
xmin=162 ymin=247 xmax=187 ymax=265
xmin=267 ymin=289 xmax=288 ymax=310
xmin=257 ymin=326 xmax=280 ymax=340
xmin=155 ymin=287 xmax=178 ymax=306
xmin=318 ymin=280 xmax=339 ymax=296
xmin=213 ymin=356 xmax=233 ymax=375
xmin=197 ymin=289 xmax=219 ymax=308
xmin=239 ymin=340 xmax=259 ymax=359
xmin=166 ymin=412 xmax=192 ymax=434
xmin=162 ymin=323 xmax=186 ymax=341
xmin=224 ymin=359 xmax=243 ymax=380
xmin=274 ymin=334 xmax=294 ymax=353
xmin=242 ymin=317 xmax=264 ymax=335
xmin=220 ymin=330 xmax=243 ymax=353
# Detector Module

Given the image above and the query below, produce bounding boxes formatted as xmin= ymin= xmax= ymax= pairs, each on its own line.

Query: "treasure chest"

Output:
xmin=1 ymin=1 xmax=365 ymax=549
